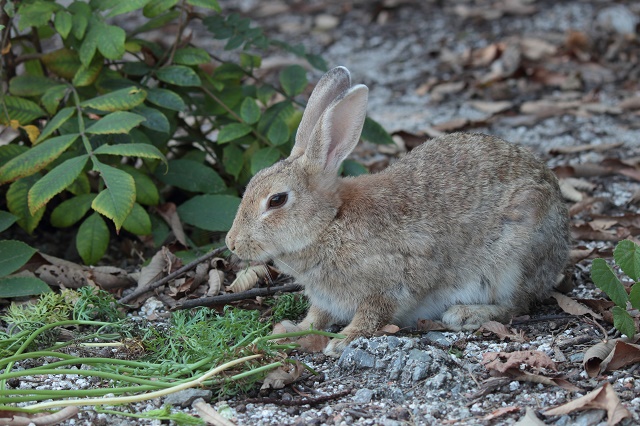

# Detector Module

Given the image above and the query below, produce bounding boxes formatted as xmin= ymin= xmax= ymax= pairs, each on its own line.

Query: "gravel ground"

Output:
xmin=6 ymin=1 xmax=640 ymax=425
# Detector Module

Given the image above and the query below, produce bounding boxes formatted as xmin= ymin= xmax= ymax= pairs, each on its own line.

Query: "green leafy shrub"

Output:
xmin=0 ymin=0 xmax=393 ymax=265
xmin=591 ymin=240 xmax=640 ymax=338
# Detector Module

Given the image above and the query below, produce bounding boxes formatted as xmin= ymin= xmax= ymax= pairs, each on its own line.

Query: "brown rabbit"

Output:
xmin=226 ymin=66 xmax=569 ymax=356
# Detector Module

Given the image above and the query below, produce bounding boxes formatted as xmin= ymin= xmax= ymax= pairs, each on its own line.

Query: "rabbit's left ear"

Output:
xmin=304 ymin=84 xmax=369 ymax=174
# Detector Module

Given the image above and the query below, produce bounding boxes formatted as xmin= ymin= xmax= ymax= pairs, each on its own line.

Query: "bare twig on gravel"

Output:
xmin=175 ymin=284 xmax=303 ymax=309
xmin=242 ymin=388 xmax=352 ymax=406
xmin=118 ymin=246 xmax=228 ymax=305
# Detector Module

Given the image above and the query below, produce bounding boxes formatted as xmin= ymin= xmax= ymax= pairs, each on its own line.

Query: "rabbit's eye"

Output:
xmin=267 ymin=193 xmax=288 ymax=209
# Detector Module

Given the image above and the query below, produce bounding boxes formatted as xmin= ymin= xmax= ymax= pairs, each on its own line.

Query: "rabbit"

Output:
xmin=225 ymin=66 xmax=570 ymax=357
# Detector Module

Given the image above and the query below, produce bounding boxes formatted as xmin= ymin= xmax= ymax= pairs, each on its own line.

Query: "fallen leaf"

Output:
xmin=543 ymin=382 xmax=632 ymax=425
xmin=138 ymin=247 xmax=180 ymax=290
xmin=296 ymin=334 xmax=330 ymax=353
xmin=417 ymin=318 xmax=447 ymax=331
xmin=478 ymin=321 xmax=528 ymax=342
xmin=520 ymin=100 xmax=581 ymax=117
xmin=514 ymin=407 xmax=546 ymax=426
xmin=482 ymin=350 xmax=556 ymax=373
xmin=432 ymin=118 xmax=470 ymax=132
xmin=571 ymin=224 xmax=620 ymax=242
xmin=511 ymin=370 xmax=582 ymax=392
xmin=552 ymin=291 xmax=603 ymax=320
xmin=155 ymin=203 xmax=189 ymax=247
xmin=374 ymin=324 xmax=400 ymax=336
xmin=559 ymin=179 xmax=585 ymax=202
xmin=584 ymin=339 xmax=640 ymax=377
xmin=227 ymin=265 xmax=269 ymax=293
xmin=468 ymin=100 xmax=513 ymax=115
xmin=482 ymin=406 xmax=520 ymax=421
xmin=261 ymin=360 xmax=305 ymax=390
xmin=520 ymin=37 xmax=556 ymax=61
xmin=193 ymin=399 xmax=236 ymax=426
xmin=618 ymin=96 xmax=640 ymax=111
xmin=0 ymin=406 xmax=79 ymax=426
xmin=207 ymin=269 xmax=224 ymax=296
xmin=550 ymin=142 xmax=624 ymax=155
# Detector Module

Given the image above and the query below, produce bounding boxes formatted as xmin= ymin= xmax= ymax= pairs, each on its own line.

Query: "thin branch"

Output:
xmin=118 ymin=246 xmax=229 ymax=305
xmin=176 ymin=284 xmax=303 ymax=310
xmin=241 ymin=388 xmax=352 ymax=407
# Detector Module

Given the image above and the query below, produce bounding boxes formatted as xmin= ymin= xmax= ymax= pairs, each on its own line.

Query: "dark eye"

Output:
xmin=267 ymin=192 xmax=288 ymax=209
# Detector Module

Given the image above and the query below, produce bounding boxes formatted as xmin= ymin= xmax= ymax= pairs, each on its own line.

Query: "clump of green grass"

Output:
xmin=269 ymin=293 xmax=310 ymax=323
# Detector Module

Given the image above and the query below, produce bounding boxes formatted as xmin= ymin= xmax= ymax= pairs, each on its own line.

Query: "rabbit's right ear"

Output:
xmin=290 ymin=66 xmax=351 ymax=158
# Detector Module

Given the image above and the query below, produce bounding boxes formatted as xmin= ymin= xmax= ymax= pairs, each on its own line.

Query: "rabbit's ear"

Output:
xmin=290 ymin=66 xmax=352 ymax=158
xmin=305 ymin=84 xmax=369 ymax=174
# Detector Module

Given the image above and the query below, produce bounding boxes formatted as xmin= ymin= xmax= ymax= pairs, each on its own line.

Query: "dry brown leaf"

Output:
xmin=89 ymin=266 xmax=135 ymax=290
xmin=511 ymin=370 xmax=582 ymax=392
xmin=550 ymin=142 xmax=624 ymax=155
xmin=559 ymin=179 xmax=584 ymax=202
xmin=520 ymin=100 xmax=580 ymax=116
xmin=207 ymin=269 xmax=224 ymax=296
xmin=192 ymin=399 xmax=236 ymax=426
xmin=478 ymin=321 xmax=528 ymax=342
xmin=468 ymin=100 xmax=513 ymax=115
xmin=374 ymin=324 xmax=400 ymax=336
xmin=470 ymin=43 xmax=502 ymax=67
xmin=551 ymin=291 xmax=603 ymax=320
xmin=514 ymin=407 xmax=546 ymax=426
xmin=35 ymin=264 xmax=89 ymax=288
xmin=432 ymin=118 xmax=469 ymax=132
xmin=155 ymin=203 xmax=188 ymax=247
xmin=227 ymin=265 xmax=269 ymax=293
xmin=482 ymin=406 xmax=520 ymax=421
xmin=618 ymin=96 xmax=640 ymax=111
xmin=482 ymin=350 xmax=556 ymax=373
xmin=261 ymin=360 xmax=305 ymax=390
xmin=584 ymin=339 xmax=640 ymax=377
xmin=571 ymin=224 xmax=620 ymax=242
xmin=138 ymin=247 xmax=180 ymax=289
xmin=416 ymin=318 xmax=447 ymax=331
xmin=543 ymin=382 xmax=632 ymax=425
xmin=520 ymin=37 xmax=556 ymax=61
xmin=0 ymin=406 xmax=79 ymax=426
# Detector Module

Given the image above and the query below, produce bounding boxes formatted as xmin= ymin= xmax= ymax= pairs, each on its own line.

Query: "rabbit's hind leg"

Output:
xmin=441 ymin=304 xmax=515 ymax=330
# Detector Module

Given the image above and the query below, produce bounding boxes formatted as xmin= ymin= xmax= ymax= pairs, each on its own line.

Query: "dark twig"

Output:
xmin=118 ymin=246 xmax=228 ymax=305
xmin=242 ymin=388 xmax=351 ymax=406
xmin=175 ymin=284 xmax=303 ymax=310
xmin=510 ymin=314 xmax=577 ymax=325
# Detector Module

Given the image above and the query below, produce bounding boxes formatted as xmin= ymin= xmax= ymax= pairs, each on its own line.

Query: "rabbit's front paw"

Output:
xmin=323 ymin=336 xmax=353 ymax=357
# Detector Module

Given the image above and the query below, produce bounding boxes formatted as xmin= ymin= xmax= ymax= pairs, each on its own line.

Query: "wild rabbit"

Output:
xmin=226 ymin=66 xmax=570 ymax=356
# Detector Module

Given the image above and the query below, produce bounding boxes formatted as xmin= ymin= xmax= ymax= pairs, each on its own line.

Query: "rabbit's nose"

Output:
xmin=225 ymin=233 xmax=236 ymax=252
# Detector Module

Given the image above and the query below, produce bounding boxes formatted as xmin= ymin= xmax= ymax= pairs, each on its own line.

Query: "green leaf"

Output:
xmin=96 ymin=22 xmax=126 ymax=60
xmin=174 ymin=47 xmax=211 ymax=65
xmin=342 ymin=159 xmax=368 ymax=177
xmin=146 ymin=88 xmax=186 ymax=111
xmin=362 ymin=117 xmax=394 ymax=145
xmin=250 ymin=147 xmax=281 ymax=175
xmin=78 ymin=21 xmax=98 ymax=66
xmin=91 ymin=161 xmax=136 ymax=231
xmin=132 ymin=10 xmax=180 ymax=35
xmin=80 ymin=87 xmax=147 ymax=112
xmin=76 ymin=213 xmax=110 ymax=265
xmin=121 ymin=166 xmax=159 ymax=206
xmin=156 ymin=159 xmax=226 ymax=194
xmin=177 ymin=195 xmax=241 ymax=232
xmin=279 ymin=65 xmax=308 ymax=97
xmin=186 ymin=0 xmax=220 ymax=11
xmin=143 ymin=0 xmax=178 ymax=18
xmin=42 ymin=85 xmax=69 ymax=115
xmin=9 ymin=75 xmax=59 ymax=97
xmin=70 ymin=2 xmax=90 ymax=39
xmin=305 ymin=53 xmax=328 ymax=71
xmin=156 ymin=65 xmax=202 ymax=87
xmin=240 ymin=98 xmax=261 ymax=124
xmin=630 ymin=284 xmax=640 ymax=310
xmin=72 ymin=57 xmax=103 ymax=87
xmin=36 ymin=107 xmax=75 ymax=144
xmin=0 ymin=276 xmax=51 ymax=298
xmin=612 ymin=306 xmax=637 ymax=338
xmin=50 ymin=193 xmax=96 ymax=227
xmin=614 ymin=240 xmax=640 ymax=282
xmin=132 ymin=105 xmax=170 ymax=134
xmin=17 ymin=1 xmax=58 ymax=31
xmin=0 ymin=134 xmax=79 ymax=184
xmin=106 ymin=0 xmax=152 ymax=17
xmin=93 ymin=143 xmax=167 ymax=167
xmin=28 ymin=155 xmax=89 ymax=214
xmin=54 ymin=11 xmax=73 ymax=38
xmin=0 ymin=240 xmax=37 ymax=277
xmin=591 ymin=258 xmax=629 ymax=308
xmin=223 ymin=144 xmax=244 ymax=180
xmin=7 ymin=176 xmax=45 ymax=234
xmin=86 ymin=112 xmax=146 ymax=134
xmin=122 ymin=203 xmax=152 ymax=235
xmin=266 ymin=118 xmax=290 ymax=145
xmin=42 ymin=48 xmax=80 ymax=80
xmin=225 ymin=35 xmax=244 ymax=51
xmin=0 ymin=211 xmax=18 ymax=233
xmin=218 ymin=123 xmax=253 ymax=144
xmin=1 ymin=96 xmax=46 ymax=125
